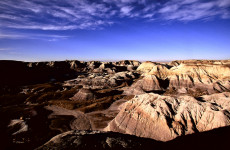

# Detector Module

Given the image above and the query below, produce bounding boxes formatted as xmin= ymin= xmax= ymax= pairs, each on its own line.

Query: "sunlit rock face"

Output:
xmin=133 ymin=60 xmax=230 ymax=96
xmin=137 ymin=61 xmax=158 ymax=73
xmin=105 ymin=92 xmax=230 ymax=141
xmin=123 ymin=75 xmax=165 ymax=95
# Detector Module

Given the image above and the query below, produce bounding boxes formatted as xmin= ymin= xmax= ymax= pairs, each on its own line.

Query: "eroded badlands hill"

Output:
xmin=125 ymin=60 xmax=230 ymax=96
xmin=1 ymin=59 xmax=230 ymax=150
xmin=105 ymin=92 xmax=230 ymax=141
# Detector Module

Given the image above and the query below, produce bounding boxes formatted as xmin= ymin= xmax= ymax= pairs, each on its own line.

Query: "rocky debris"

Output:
xmin=105 ymin=92 xmax=230 ymax=141
xmin=70 ymin=88 xmax=95 ymax=101
xmin=35 ymin=130 xmax=162 ymax=150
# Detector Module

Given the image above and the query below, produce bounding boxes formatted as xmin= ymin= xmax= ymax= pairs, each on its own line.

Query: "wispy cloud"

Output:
xmin=120 ymin=6 xmax=134 ymax=16
xmin=0 ymin=31 xmax=69 ymax=41
xmin=0 ymin=48 xmax=10 ymax=51
xmin=0 ymin=0 xmax=114 ymax=31
xmin=0 ymin=0 xmax=229 ymax=31
xmin=158 ymin=0 xmax=230 ymax=21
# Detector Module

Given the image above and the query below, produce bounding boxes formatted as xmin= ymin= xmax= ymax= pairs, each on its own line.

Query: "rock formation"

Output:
xmin=0 ymin=60 xmax=141 ymax=86
xmin=136 ymin=61 xmax=158 ymax=72
xmin=126 ymin=60 xmax=230 ymax=96
xmin=65 ymin=71 xmax=139 ymax=90
xmin=36 ymin=126 xmax=230 ymax=150
xmin=8 ymin=119 xmax=28 ymax=135
xmin=35 ymin=130 xmax=162 ymax=150
xmin=123 ymin=75 xmax=164 ymax=95
xmin=105 ymin=92 xmax=230 ymax=141
xmin=1 ymin=59 xmax=230 ymax=150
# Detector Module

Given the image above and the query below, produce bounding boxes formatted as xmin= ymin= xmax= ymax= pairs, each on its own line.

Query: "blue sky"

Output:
xmin=0 ymin=0 xmax=230 ymax=62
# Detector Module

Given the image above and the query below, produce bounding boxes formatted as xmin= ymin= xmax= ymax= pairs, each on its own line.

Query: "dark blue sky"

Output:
xmin=0 ymin=0 xmax=230 ymax=61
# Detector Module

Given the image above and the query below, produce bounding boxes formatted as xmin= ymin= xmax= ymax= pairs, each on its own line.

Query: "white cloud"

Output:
xmin=158 ymin=0 xmax=230 ymax=21
xmin=143 ymin=13 xmax=155 ymax=18
xmin=217 ymin=0 xmax=230 ymax=7
xmin=178 ymin=0 xmax=199 ymax=5
xmin=0 ymin=0 xmax=229 ymax=31
xmin=0 ymin=0 xmax=114 ymax=30
xmin=159 ymin=4 xmax=179 ymax=13
xmin=0 ymin=31 xmax=70 ymax=41
xmin=120 ymin=6 xmax=134 ymax=15
xmin=143 ymin=4 xmax=155 ymax=12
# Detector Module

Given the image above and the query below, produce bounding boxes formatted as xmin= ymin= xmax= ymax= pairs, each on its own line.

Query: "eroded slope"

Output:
xmin=105 ymin=92 xmax=230 ymax=141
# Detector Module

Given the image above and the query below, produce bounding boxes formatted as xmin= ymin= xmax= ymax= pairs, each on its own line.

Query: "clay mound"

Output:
xmin=169 ymin=63 xmax=230 ymax=79
xmin=70 ymin=89 xmax=94 ymax=101
xmin=105 ymin=92 xmax=230 ymax=141
xmin=168 ymin=64 xmax=230 ymax=94
xmin=149 ymin=65 xmax=169 ymax=79
xmin=136 ymin=61 xmax=157 ymax=72
xmin=134 ymin=60 xmax=230 ymax=95
xmin=123 ymin=75 xmax=165 ymax=95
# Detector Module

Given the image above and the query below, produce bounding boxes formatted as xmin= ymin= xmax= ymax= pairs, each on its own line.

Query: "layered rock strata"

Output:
xmin=128 ymin=60 xmax=230 ymax=95
xmin=105 ymin=92 xmax=230 ymax=141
